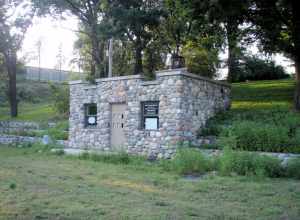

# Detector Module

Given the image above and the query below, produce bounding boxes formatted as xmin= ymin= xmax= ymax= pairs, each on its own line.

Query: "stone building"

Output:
xmin=68 ymin=68 xmax=230 ymax=158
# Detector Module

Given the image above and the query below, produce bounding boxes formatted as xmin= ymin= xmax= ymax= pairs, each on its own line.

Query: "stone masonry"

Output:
xmin=68 ymin=68 xmax=231 ymax=158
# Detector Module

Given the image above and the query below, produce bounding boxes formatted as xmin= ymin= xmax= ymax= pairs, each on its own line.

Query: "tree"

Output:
xmin=250 ymin=0 xmax=300 ymax=110
xmin=161 ymin=0 xmax=193 ymax=62
xmin=35 ymin=37 xmax=43 ymax=81
xmin=154 ymin=0 xmax=223 ymax=76
xmin=231 ymin=55 xmax=289 ymax=82
xmin=32 ymin=0 xmax=111 ymax=80
xmin=0 ymin=0 xmax=33 ymax=117
xmin=107 ymin=0 xmax=163 ymax=75
xmin=55 ymin=43 xmax=66 ymax=72
xmin=182 ymin=40 xmax=220 ymax=78
xmin=190 ymin=0 xmax=251 ymax=82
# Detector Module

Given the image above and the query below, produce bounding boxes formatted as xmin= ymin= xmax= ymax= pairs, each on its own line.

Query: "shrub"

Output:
xmin=17 ymin=82 xmax=53 ymax=103
xmin=219 ymin=120 xmax=300 ymax=153
xmin=232 ymin=55 xmax=289 ymax=82
xmin=286 ymin=158 xmax=300 ymax=179
xmin=46 ymin=121 xmax=69 ymax=140
xmin=218 ymin=148 xmax=283 ymax=178
xmin=9 ymin=183 xmax=16 ymax=190
xmin=170 ymin=148 xmax=212 ymax=175
xmin=198 ymin=112 xmax=232 ymax=137
xmin=259 ymin=155 xmax=284 ymax=178
xmin=50 ymin=84 xmax=69 ymax=117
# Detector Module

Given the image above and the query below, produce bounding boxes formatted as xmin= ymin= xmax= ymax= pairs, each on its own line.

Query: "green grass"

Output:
xmin=0 ymin=103 xmax=56 ymax=122
xmin=231 ymin=79 xmax=294 ymax=111
xmin=0 ymin=146 xmax=300 ymax=219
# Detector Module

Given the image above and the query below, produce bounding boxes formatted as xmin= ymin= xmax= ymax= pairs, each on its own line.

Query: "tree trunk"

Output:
xmin=90 ymin=22 xmax=105 ymax=80
xmin=292 ymin=0 xmax=300 ymax=111
xmin=226 ymin=18 xmax=239 ymax=83
xmin=134 ymin=45 xmax=143 ymax=75
xmin=294 ymin=60 xmax=300 ymax=111
xmin=5 ymin=51 xmax=18 ymax=117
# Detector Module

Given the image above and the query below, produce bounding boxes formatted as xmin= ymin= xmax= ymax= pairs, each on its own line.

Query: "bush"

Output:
xmin=219 ymin=120 xmax=300 ymax=153
xmin=17 ymin=82 xmax=53 ymax=103
xmin=259 ymin=155 xmax=284 ymax=178
xmin=286 ymin=158 xmax=300 ymax=179
xmin=46 ymin=121 xmax=69 ymax=140
xmin=169 ymin=148 xmax=212 ymax=175
xmin=50 ymin=84 xmax=69 ymax=117
xmin=218 ymin=148 xmax=283 ymax=178
xmin=232 ymin=55 xmax=289 ymax=82
xmin=232 ymin=121 xmax=290 ymax=152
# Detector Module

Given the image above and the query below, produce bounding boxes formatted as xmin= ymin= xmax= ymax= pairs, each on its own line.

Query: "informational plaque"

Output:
xmin=144 ymin=102 xmax=159 ymax=116
xmin=142 ymin=101 xmax=159 ymax=130
xmin=145 ymin=118 xmax=158 ymax=130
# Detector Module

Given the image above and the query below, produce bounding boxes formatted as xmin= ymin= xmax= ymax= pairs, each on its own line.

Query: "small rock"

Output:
xmin=42 ymin=135 xmax=52 ymax=145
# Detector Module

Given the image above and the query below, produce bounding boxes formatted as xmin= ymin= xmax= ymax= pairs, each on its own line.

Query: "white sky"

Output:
xmin=20 ymin=16 xmax=295 ymax=76
xmin=20 ymin=16 xmax=79 ymax=71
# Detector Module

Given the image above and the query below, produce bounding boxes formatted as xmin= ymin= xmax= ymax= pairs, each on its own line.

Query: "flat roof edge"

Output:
xmin=69 ymin=69 xmax=231 ymax=88
xmin=156 ymin=68 xmax=231 ymax=87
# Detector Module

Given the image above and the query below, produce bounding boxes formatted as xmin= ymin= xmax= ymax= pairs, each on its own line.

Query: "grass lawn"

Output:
xmin=231 ymin=79 xmax=294 ymax=111
xmin=0 ymin=103 xmax=56 ymax=122
xmin=0 ymin=146 xmax=300 ymax=220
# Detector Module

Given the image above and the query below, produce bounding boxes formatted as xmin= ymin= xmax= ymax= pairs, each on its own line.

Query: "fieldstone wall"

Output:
xmin=200 ymin=149 xmax=300 ymax=166
xmin=0 ymin=121 xmax=40 ymax=133
xmin=69 ymin=68 xmax=230 ymax=158
xmin=0 ymin=134 xmax=41 ymax=144
xmin=0 ymin=134 xmax=68 ymax=146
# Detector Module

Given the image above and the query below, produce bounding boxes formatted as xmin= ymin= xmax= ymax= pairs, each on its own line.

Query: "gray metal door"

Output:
xmin=111 ymin=104 xmax=127 ymax=149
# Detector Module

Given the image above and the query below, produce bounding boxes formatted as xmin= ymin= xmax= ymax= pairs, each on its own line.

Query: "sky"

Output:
xmin=20 ymin=16 xmax=79 ymax=71
xmin=20 ymin=16 xmax=295 ymax=76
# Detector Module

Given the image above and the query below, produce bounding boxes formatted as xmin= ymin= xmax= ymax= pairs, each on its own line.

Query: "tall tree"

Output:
xmin=107 ymin=0 xmax=163 ymax=75
xmin=161 ymin=0 xmax=223 ymax=75
xmin=0 ymin=0 xmax=33 ymax=117
xmin=250 ymin=0 xmax=300 ymax=110
xmin=191 ymin=0 xmax=251 ymax=82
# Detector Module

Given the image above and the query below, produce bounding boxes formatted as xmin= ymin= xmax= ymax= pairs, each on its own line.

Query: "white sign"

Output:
xmin=145 ymin=118 xmax=158 ymax=130
xmin=88 ymin=116 xmax=96 ymax=125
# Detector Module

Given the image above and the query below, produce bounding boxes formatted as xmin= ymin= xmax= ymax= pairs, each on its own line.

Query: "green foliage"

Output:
xmin=165 ymin=148 xmax=213 ymax=175
xmin=0 ymin=103 xmax=56 ymax=122
xmin=9 ymin=183 xmax=16 ymax=190
xmin=218 ymin=113 xmax=300 ymax=153
xmin=0 ymin=80 xmax=53 ymax=105
xmin=182 ymin=41 xmax=219 ymax=78
xmin=218 ymin=148 xmax=283 ymax=178
xmin=200 ymin=79 xmax=300 ymax=153
xmin=78 ymin=152 xmax=147 ymax=166
xmin=46 ymin=122 xmax=68 ymax=140
xmin=198 ymin=112 xmax=231 ymax=136
xmin=17 ymin=82 xmax=53 ymax=103
xmin=50 ymin=84 xmax=69 ymax=118
xmin=108 ymin=0 xmax=163 ymax=74
xmin=232 ymin=56 xmax=289 ymax=82
xmin=0 ymin=81 xmax=7 ymax=105
xmin=286 ymin=158 xmax=300 ymax=179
